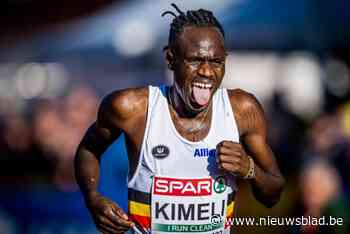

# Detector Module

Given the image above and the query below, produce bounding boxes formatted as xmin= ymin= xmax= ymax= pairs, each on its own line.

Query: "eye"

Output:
xmin=211 ymin=59 xmax=225 ymax=67
xmin=185 ymin=58 xmax=201 ymax=66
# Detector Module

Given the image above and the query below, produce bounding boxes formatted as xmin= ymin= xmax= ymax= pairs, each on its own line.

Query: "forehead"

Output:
xmin=175 ymin=26 xmax=226 ymax=57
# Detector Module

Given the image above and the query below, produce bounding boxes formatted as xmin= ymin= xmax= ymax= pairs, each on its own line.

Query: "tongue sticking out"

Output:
xmin=192 ymin=86 xmax=211 ymax=106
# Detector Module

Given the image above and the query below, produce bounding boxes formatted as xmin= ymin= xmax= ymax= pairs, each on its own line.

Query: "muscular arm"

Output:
xmin=229 ymin=89 xmax=285 ymax=207
xmin=74 ymin=88 xmax=147 ymax=233
xmin=75 ymin=87 xmax=147 ymax=199
xmin=75 ymin=92 xmax=122 ymax=200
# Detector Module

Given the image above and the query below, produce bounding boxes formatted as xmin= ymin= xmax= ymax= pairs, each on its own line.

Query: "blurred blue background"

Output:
xmin=0 ymin=0 xmax=350 ymax=233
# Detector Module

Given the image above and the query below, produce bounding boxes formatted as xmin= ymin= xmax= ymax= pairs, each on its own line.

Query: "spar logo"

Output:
xmin=153 ymin=177 xmax=212 ymax=196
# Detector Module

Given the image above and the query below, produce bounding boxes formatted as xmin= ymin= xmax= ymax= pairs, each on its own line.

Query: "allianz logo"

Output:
xmin=194 ymin=148 xmax=216 ymax=157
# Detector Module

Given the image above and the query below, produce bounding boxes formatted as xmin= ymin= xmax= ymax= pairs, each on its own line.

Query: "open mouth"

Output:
xmin=190 ymin=80 xmax=214 ymax=107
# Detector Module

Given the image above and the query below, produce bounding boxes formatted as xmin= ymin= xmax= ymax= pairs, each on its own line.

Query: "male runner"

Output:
xmin=75 ymin=4 xmax=285 ymax=234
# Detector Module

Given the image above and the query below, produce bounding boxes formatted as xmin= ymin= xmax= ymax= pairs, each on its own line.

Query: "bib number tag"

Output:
xmin=151 ymin=176 xmax=229 ymax=234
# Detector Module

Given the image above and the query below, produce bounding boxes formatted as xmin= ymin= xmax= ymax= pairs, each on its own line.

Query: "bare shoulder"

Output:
xmin=98 ymin=86 xmax=149 ymax=127
xmin=227 ymin=89 xmax=263 ymax=112
xmin=227 ymin=89 xmax=267 ymax=136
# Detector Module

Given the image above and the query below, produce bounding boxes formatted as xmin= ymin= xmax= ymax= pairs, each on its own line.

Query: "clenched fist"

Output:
xmin=85 ymin=192 xmax=134 ymax=234
xmin=216 ymin=140 xmax=252 ymax=178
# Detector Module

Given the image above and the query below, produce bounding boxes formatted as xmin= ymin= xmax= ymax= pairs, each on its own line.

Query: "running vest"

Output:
xmin=128 ymin=85 xmax=240 ymax=234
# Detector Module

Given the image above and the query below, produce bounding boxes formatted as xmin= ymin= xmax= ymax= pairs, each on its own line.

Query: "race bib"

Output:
xmin=151 ymin=176 xmax=230 ymax=234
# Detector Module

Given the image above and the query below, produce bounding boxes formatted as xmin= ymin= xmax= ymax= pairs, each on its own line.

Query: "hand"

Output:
xmin=216 ymin=140 xmax=250 ymax=178
xmin=85 ymin=192 xmax=134 ymax=234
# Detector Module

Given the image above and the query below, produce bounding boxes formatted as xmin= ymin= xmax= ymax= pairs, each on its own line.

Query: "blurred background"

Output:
xmin=0 ymin=0 xmax=349 ymax=233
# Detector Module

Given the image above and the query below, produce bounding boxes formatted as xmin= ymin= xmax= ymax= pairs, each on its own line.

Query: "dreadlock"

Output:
xmin=162 ymin=3 xmax=225 ymax=50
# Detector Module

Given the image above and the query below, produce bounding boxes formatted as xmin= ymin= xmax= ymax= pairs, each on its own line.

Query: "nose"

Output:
xmin=197 ymin=62 xmax=214 ymax=78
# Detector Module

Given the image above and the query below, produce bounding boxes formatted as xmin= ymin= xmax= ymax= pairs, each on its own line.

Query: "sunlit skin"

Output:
xmin=74 ymin=26 xmax=285 ymax=234
xmin=167 ymin=26 xmax=227 ymax=116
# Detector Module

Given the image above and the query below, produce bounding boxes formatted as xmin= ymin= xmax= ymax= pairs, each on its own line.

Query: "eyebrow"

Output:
xmin=185 ymin=54 xmax=226 ymax=60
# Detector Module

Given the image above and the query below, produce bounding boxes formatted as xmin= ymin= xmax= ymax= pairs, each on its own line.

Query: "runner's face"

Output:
xmin=172 ymin=26 xmax=227 ymax=113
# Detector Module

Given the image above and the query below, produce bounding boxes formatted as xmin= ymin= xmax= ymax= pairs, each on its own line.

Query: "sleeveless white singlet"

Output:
xmin=127 ymin=85 xmax=240 ymax=234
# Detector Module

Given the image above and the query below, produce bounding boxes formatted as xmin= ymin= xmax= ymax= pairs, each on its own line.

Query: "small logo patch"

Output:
xmin=214 ymin=176 xmax=227 ymax=194
xmin=152 ymin=145 xmax=170 ymax=159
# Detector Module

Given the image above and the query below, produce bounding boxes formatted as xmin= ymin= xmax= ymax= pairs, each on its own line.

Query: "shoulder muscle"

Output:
xmin=227 ymin=89 xmax=267 ymax=137
xmin=98 ymin=87 xmax=148 ymax=132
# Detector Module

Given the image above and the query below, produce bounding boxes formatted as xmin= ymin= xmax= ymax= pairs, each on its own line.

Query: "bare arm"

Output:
xmin=233 ymin=89 xmax=285 ymax=207
xmin=74 ymin=88 xmax=147 ymax=233
xmin=75 ymin=91 xmax=124 ymax=201
xmin=217 ymin=89 xmax=285 ymax=208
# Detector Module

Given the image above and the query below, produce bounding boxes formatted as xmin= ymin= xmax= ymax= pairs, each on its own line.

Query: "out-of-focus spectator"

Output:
xmin=299 ymin=159 xmax=349 ymax=234
xmin=293 ymin=103 xmax=350 ymax=234
xmin=303 ymin=105 xmax=350 ymax=198
xmin=301 ymin=160 xmax=341 ymax=218
xmin=309 ymin=114 xmax=344 ymax=157
xmin=0 ymin=111 xmax=51 ymax=185
xmin=31 ymin=85 xmax=99 ymax=192
xmin=63 ymin=85 xmax=98 ymax=135
xmin=0 ymin=84 xmax=101 ymax=233
xmin=32 ymin=100 xmax=65 ymax=156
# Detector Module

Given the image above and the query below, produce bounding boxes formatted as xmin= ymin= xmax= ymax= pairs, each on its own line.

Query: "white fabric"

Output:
xmin=128 ymin=85 xmax=240 ymax=234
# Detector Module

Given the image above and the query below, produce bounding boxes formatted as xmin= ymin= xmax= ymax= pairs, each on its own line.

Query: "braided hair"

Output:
xmin=162 ymin=3 xmax=225 ymax=50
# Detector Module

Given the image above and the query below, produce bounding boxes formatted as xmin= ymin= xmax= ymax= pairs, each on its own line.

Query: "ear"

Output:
xmin=164 ymin=46 xmax=175 ymax=70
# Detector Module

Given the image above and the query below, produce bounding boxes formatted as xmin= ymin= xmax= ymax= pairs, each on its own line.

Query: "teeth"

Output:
xmin=192 ymin=82 xmax=213 ymax=89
